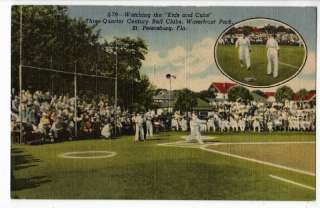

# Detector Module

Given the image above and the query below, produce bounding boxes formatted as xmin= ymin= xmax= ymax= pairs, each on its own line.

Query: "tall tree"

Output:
xmin=12 ymin=6 xmax=101 ymax=92
xmin=174 ymin=88 xmax=197 ymax=112
xmin=275 ymin=86 xmax=294 ymax=102
xmin=197 ymin=87 xmax=216 ymax=101
xmin=228 ymin=86 xmax=252 ymax=102
xmin=252 ymin=90 xmax=267 ymax=98
xmin=296 ymin=88 xmax=308 ymax=100
xmin=11 ymin=6 xmax=151 ymax=110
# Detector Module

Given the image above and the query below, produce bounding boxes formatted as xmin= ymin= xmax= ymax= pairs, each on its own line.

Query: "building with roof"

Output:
xmin=152 ymin=89 xmax=177 ymax=112
xmin=209 ymin=82 xmax=237 ymax=100
xmin=292 ymin=90 xmax=316 ymax=103
xmin=263 ymin=92 xmax=276 ymax=102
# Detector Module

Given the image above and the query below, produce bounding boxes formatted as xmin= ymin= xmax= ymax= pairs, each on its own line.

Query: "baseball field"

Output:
xmin=11 ymin=131 xmax=315 ymax=200
xmin=215 ymin=44 xmax=306 ymax=86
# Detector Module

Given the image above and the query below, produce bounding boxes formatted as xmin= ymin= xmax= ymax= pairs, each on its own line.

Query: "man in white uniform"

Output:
xmin=252 ymin=116 xmax=261 ymax=132
xmin=181 ymin=117 xmax=188 ymax=131
xmin=186 ymin=113 xmax=204 ymax=144
xmin=145 ymin=111 xmax=153 ymax=137
xmin=101 ymin=122 xmax=111 ymax=139
xmin=134 ymin=113 xmax=144 ymax=142
xmin=238 ymin=116 xmax=246 ymax=132
xmin=266 ymin=33 xmax=280 ymax=78
xmin=235 ymin=33 xmax=251 ymax=70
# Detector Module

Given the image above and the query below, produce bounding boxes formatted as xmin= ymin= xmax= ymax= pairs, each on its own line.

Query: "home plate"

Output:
xmin=180 ymin=136 xmax=217 ymax=141
xmin=244 ymin=77 xmax=256 ymax=82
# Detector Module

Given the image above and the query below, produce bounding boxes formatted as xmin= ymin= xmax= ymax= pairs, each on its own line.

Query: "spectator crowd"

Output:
xmin=11 ymin=89 xmax=315 ymax=145
xmin=170 ymin=100 xmax=315 ymax=133
xmin=219 ymin=31 xmax=303 ymax=46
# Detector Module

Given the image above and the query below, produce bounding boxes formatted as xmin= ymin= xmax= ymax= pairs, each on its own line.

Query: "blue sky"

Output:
xmin=67 ymin=6 xmax=316 ymax=92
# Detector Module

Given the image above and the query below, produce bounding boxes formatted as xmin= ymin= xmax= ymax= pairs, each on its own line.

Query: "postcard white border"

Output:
xmin=0 ymin=1 xmax=319 ymax=208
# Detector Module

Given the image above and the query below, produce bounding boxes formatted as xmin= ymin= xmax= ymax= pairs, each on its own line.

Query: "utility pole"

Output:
xmin=74 ymin=62 xmax=78 ymax=138
xmin=114 ymin=41 xmax=118 ymax=136
xmin=19 ymin=6 xmax=23 ymax=144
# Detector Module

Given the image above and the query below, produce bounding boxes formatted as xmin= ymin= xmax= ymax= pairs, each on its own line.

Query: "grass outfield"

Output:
xmin=11 ymin=132 xmax=315 ymax=200
xmin=208 ymin=143 xmax=315 ymax=173
xmin=216 ymin=44 xmax=305 ymax=86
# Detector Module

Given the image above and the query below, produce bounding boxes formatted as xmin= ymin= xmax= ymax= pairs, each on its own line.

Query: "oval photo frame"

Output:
xmin=214 ymin=17 xmax=307 ymax=88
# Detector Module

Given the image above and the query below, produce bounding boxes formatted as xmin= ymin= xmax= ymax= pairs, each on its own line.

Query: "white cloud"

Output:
xmin=143 ymin=51 xmax=165 ymax=67
xmin=188 ymin=38 xmax=215 ymax=74
xmin=143 ymin=37 xmax=216 ymax=74
xmin=167 ymin=46 xmax=187 ymax=63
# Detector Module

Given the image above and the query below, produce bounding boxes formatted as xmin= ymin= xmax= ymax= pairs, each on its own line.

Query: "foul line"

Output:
xmin=269 ymin=174 xmax=315 ymax=191
xmin=279 ymin=61 xmax=299 ymax=69
xmin=211 ymin=141 xmax=315 ymax=145
xmin=157 ymin=141 xmax=315 ymax=176
xmin=157 ymin=140 xmax=202 ymax=149
xmin=200 ymin=145 xmax=315 ymax=176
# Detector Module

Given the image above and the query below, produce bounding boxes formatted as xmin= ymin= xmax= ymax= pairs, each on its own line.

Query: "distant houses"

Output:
xmin=152 ymin=90 xmax=178 ymax=112
xmin=292 ymin=90 xmax=316 ymax=103
xmin=152 ymin=83 xmax=316 ymax=112
xmin=208 ymin=82 xmax=237 ymax=100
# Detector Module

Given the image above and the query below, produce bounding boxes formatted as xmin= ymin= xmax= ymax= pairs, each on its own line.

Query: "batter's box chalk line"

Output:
xmin=58 ymin=150 xmax=117 ymax=159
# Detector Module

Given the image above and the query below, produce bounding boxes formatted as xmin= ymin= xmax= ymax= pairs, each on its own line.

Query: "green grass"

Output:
xmin=11 ymin=131 xmax=315 ymax=200
xmin=216 ymin=44 xmax=305 ymax=86
xmin=209 ymin=143 xmax=315 ymax=172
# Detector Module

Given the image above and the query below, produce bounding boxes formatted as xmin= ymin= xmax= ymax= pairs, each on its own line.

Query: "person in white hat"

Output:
xmin=145 ymin=111 xmax=153 ymax=138
xmin=266 ymin=33 xmax=280 ymax=78
xmin=235 ymin=32 xmax=251 ymax=70
xmin=134 ymin=113 xmax=144 ymax=142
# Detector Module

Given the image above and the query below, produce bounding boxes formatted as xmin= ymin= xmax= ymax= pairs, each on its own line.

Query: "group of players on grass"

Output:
xmin=233 ymin=32 xmax=280 ymax=78
xmin=11 ymin=89 xmax=315 ymax=144
xmin=219 ymin=29 xmax=303 ymax=79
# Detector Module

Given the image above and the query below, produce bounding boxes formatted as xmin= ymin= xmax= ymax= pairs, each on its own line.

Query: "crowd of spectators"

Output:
xmin=170 ymin=100 xmax=315 ymax=133
xmin=11 ymin=89 xmax=128 ymax=144
xmin=219 ymin=32 xmax=302 ymax=46
xmin=11 ymin=89 xmax=315 ymax=145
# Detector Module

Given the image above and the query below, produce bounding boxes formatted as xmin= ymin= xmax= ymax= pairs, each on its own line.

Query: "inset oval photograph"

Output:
xmin=215 ymin=18 xmax=307 ymax=88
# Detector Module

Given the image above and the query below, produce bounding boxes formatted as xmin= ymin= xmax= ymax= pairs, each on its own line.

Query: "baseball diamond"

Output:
xmin=11 ymin=132 xmax=315 ymax=200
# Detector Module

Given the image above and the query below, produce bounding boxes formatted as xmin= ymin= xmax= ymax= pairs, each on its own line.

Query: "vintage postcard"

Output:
xmin=10 ymin=5 xmax=316 ymax=201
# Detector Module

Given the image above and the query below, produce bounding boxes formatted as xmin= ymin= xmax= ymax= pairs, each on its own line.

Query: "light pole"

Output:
xmin=166 ymin=73 xmax=176 ymax=113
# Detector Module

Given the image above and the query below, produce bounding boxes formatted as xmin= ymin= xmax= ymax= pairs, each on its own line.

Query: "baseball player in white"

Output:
xmin=230 ymin=117 xmax=238 ymax=132
xmin=267 ymin=120 xmax=273 ymax=132
xmin=145 ymin=111 xmax=153 ymax=137
xmin=186 ymin=113 xmax=204 ymax=144
xmin=207 ymin=117 xmax=216 ymax=132
xmin=266 ymin=34 xmax=280 ymax=78
xmin=238 ymin=116 xmax=246 ymax=132
xmin=235 ymin=33 xmax=251 ymax=70
xmin=181 ymin=117 xmax=188 ymax=131
xmin=134 ymin=113 xmax=144 ymax=142
xmin=252 ymin=116 xmax=261 ymax=132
